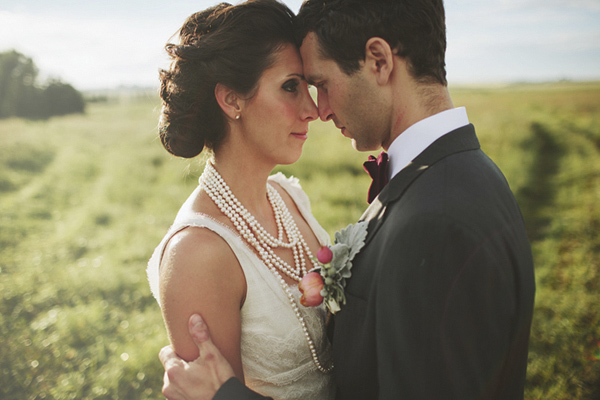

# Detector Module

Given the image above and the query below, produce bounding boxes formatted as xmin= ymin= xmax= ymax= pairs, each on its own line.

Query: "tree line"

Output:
xmin=0 ymin=50 xmax=85 ymax=119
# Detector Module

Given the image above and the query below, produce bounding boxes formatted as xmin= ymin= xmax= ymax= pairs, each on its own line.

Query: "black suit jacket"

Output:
xmin=215 ymin=124 xmax=535 ymax=400
xmin=331 ymin=124 xmax=535 ymax=399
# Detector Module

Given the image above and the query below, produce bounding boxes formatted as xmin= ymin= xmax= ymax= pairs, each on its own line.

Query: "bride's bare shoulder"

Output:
xmin=158 ymin=226 xmax=246 ymax=366
xmin=160 ymin=226 xmax=241 ymax=282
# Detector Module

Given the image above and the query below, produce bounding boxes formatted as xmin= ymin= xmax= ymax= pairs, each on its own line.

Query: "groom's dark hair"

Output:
xmin=296 ymin=0 xmax=447 ymax=86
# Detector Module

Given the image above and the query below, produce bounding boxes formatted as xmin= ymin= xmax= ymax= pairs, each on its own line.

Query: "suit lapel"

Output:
xmin=359 ymin=124 xmax=480 ymax=247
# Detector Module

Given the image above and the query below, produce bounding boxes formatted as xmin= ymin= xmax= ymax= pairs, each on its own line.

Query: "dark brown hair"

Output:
xmin=296 ymin=0 xmax=447 ymax=85
xmin=158 ymin=0 xmax=295 ymax=158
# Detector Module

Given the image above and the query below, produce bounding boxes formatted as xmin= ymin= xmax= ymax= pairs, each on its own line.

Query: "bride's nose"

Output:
xmin=300 ymin=88 xmax=318 ymax=121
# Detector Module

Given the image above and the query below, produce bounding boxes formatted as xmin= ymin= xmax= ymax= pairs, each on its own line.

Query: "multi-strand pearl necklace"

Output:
xmin=201 ymin=161 xmax=318 ymax=281
xmin=200 ymin=161 xmax=333 ymax=374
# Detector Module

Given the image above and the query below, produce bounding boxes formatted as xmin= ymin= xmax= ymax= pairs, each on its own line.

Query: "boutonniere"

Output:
xmin=299 ymin=221 xmax=369 ymax=314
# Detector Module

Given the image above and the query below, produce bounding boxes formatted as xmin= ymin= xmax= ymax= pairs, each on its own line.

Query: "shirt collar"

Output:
xmin=387 ymin=107 xmax=469 ymax=179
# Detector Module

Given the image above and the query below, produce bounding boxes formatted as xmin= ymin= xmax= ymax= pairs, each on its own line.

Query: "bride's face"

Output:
xmin=238 ymin=44 xmax=318 ymax=166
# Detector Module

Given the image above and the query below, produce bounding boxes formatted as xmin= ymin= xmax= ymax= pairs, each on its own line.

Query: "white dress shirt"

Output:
xmin=387 ymin=107 xmax=470 ymax=180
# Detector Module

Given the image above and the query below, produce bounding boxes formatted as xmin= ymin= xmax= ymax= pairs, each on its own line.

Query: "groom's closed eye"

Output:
xmin=310 ymin=82 xmax=327 ymax=94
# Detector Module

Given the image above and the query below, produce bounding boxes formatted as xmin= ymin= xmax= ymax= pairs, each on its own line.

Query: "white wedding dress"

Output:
xmin=147 ymin=173 xmax=335 ymax=400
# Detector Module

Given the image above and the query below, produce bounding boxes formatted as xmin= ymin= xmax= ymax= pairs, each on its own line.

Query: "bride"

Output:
xmin=146 ymin=1 xmax=334 ymax=399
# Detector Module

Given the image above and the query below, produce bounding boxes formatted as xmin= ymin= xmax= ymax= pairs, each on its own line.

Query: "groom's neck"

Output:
xmin=385 ymin=82 xmax=453 ymax=148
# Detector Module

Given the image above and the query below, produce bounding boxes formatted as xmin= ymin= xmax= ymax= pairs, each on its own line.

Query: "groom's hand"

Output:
xmin=159 ymin=314 xmax=236 ymax=400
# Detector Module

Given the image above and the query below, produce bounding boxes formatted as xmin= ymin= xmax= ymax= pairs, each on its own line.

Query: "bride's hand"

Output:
xmin=159 ymin=314 xmax=236 ymax=400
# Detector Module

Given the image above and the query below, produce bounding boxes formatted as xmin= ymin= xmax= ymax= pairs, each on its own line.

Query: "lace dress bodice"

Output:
xmin=147 ymin=173 xmax=335 ymax=400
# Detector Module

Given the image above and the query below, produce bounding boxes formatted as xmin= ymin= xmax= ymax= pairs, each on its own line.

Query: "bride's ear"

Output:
xmin=215 ymin=83 xmax=242 ymax=121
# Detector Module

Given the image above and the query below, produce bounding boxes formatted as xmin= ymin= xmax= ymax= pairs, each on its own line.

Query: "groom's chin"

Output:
xmin=351 ymin=139 xmax=378 ymax=153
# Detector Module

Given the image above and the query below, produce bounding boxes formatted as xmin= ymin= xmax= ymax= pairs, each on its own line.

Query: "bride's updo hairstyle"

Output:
xmin=159 ymin=0 xmax=296 ymax=158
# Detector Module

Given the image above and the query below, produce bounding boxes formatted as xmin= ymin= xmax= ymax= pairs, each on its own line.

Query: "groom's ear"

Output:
xmin=364 ymin=37 xmax=394 ymax=86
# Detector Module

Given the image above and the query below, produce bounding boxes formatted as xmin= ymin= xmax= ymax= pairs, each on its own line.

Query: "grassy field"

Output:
xmin=1 ymin=82 xmax=599 ymax=399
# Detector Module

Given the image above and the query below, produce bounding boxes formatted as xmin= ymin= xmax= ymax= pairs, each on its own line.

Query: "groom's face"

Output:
xmin=300 ymin=33 xmax=386 ymax=151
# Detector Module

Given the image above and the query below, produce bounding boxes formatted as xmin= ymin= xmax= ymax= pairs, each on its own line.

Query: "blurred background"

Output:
xmin=1 ymin=1 xmax=599 ymax=399
xmin=1 ymin=0 xmax=598 ymax=90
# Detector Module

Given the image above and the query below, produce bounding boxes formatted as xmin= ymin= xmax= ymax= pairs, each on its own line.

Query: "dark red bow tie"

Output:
xmin=363 ymin=151 xmax=389 ymax=204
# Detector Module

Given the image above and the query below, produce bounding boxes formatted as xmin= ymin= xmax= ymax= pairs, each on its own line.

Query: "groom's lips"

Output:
xmin=334 ymin=122 xmax=350 ymax=138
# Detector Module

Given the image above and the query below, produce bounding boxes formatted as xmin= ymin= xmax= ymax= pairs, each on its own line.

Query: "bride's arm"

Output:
xmin=159 ymin=226 xmax=247 ymax=381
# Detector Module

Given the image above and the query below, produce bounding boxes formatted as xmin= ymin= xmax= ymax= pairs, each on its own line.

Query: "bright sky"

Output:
xmin=0 ymin=0 xmax=598 ymax=90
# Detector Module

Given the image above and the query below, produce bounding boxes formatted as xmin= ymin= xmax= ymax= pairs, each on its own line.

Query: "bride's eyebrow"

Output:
xmin=287 ymin=73 xmax=306 ymax=81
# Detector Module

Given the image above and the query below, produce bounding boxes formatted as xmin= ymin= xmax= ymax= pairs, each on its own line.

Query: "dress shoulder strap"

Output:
xmin=146 ymin=212 xmax=255 ymax=305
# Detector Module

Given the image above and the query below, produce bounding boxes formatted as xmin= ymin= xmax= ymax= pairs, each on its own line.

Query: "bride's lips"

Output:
xmin=291 ymin=131 xmax=308 ymax=140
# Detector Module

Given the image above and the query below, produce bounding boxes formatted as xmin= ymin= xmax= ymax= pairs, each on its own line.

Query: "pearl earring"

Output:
xmin=235 ymin=114 xmax=240 ymax=120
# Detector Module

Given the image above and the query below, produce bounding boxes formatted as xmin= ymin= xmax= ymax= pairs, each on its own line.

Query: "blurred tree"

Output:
xmin=42 ymin=79 xmax=85 ymax=117
xmin=0 ymin=50 xmax=39 ymax=118
xmin=0 ymin=49 xmax=84 ymax=119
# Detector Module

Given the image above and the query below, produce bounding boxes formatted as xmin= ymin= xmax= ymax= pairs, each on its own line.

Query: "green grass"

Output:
xmin=1 ymin=82 xmax=599 ymax=399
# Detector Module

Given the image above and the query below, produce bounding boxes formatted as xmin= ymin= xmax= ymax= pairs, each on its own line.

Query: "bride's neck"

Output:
xmin=211 ymin=152 xmax=275 ymax=218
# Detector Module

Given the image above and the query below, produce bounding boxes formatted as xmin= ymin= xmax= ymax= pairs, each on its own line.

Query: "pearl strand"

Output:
xmin=206 ymin=163 xmax=295 ymax=249
xmin=266 ymin=261 xmax=334 ymax=374
xmin=199 ymin=161 xmax=333 ymax=374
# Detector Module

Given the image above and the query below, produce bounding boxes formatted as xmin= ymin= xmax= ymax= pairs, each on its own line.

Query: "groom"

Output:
xmin=159 ymin=0 xmax=536 ymax=398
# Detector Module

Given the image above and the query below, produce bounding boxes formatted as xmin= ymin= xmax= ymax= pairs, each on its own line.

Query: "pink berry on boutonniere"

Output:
xmin=300 ymin=221 xmax=369 ymax=314
xmin=299 ymin=271 xmax=324 ymax=307
xmin=317 ymin=246 xmax=333 ymax=264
